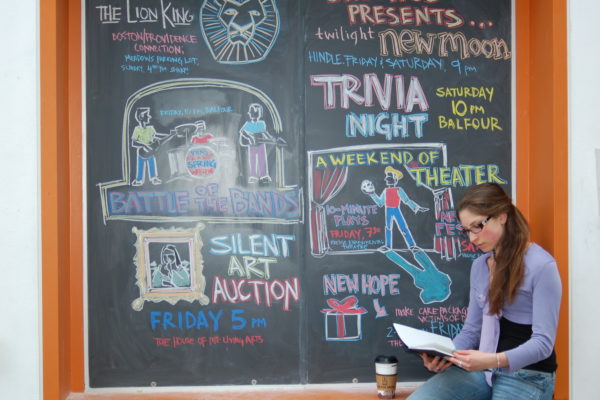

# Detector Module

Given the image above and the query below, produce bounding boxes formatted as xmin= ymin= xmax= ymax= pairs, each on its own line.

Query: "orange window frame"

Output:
xmin=40 ymin=0 xmax=569 ymax=399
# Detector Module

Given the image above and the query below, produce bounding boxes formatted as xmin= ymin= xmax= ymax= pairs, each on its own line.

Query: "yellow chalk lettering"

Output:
xmin=380 ymin=151 xmax=390 ymax=164
xmin=487 ymin=164 xmax=507 ymax=184
xmin=410 ymin=167 xmax=427 ymax=186
xmin=426 ymin=167 xmax=439 ymax=187
xmin=491 ymin=117 xmax=502 ymax=131
xmin=418 ymin=151 xmax=430 ymax=164
xmin=316 ymin=156 xmax=328 ymax=168
xmin=391 ymin=151 xmax=403 ymax=165
xmin=439 ymin=115 xmax=448 ymax=128
xmin=452 ymin=167 xmax=466 ymax=186
xmin=474 ymin=165 xmax=486 ymax=184
xmin=460 ymin=165 xmax=474 ymax=185
xmin=356 ymin=152 xmax=366 ymax=164
xmin=439 ymin=167 xmax=451 ymax=185
xmin=346 ymin=152 xmax=356 ymax=165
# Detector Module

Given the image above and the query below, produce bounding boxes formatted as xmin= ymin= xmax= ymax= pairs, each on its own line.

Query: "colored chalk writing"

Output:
xmin=86 ymin=0 xmax=512 ymax=387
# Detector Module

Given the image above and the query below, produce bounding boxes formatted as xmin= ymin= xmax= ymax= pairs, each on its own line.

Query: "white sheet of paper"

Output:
xmin=393 ymin=323 xmax=456 ymax=357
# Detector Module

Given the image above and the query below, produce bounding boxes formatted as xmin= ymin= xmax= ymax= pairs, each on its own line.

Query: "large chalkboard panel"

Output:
xmin=86 ymin=0 xmax=304 ymax=387
xmin=303 ymin=0 xmax=511 ymax=383
xmin=86 ymin=0 xmax=512 ymax=387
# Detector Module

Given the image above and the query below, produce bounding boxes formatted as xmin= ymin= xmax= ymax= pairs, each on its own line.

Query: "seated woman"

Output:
xmin=408 ymin=183 xmax=561 ymax=400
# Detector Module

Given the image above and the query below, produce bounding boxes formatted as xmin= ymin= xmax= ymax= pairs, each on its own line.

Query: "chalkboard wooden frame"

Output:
xmin=84 ymin=0 xmax=512 ymax=390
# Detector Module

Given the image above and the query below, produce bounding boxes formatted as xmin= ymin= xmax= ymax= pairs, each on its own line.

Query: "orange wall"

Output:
xmin=41 ymin=0 xmax=72 ymax=399
xmin=41 ymin=0 xmax=569 ymax=398
xmin=516 ymin=0 xmax=569 ymax=398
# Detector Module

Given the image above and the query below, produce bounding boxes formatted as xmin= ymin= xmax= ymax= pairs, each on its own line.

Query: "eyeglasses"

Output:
xmin=459 ymin=216 xmax=491 ymax=236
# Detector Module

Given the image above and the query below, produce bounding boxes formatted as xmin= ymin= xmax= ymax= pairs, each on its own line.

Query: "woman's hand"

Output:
xmin=419 ymin=353 xmax=452 ymax=374
xmin=447 ymin=350 xmax=498 ymax=372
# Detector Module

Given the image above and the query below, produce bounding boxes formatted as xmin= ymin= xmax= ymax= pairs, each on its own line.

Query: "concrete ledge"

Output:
xmin=67 ymin=387 xmax=416 ymax=400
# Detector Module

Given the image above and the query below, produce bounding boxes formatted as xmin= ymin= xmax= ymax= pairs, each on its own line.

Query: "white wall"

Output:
xmin=568 ymin=0 xmax=600 ymax=399
xmin=0 ymin=1 xmax=42 ymax=400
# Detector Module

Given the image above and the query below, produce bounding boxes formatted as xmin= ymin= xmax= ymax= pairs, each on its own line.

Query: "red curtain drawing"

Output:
xmin=433 ymin=187 xmax=461 ymax=261
xmin=310 ymin=166 xmax=348 ymax=257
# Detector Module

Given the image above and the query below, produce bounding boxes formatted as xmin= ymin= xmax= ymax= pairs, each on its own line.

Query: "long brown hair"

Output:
xmin=458 ymin=183 xmax=530 ymax=314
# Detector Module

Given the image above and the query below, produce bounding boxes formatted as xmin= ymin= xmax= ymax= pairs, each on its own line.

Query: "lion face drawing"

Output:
xmin=200 ymin=0 xmax=280 ymax=64
xmin=218 ymin=0 xmax=267 ymax=45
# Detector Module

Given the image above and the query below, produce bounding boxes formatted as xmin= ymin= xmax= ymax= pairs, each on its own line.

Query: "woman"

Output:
xmin=152 ymin=244 xmax=191 ymax=289
xmin=408 ymin=183 xmax=561 ymax=400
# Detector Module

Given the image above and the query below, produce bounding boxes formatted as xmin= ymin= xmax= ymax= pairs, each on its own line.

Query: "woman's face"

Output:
xmin=458 ymin=208 xmax=507 ymax=253
xmin=163 ymin=252 xmax=176 ymax=265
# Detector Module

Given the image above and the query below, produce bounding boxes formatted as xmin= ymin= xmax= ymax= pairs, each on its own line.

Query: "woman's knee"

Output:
xmin=408 ymin=367 xmax=489 ymax=400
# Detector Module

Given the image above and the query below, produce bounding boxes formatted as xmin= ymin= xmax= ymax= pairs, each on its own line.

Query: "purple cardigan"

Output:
xmin=453 ymin=243 xmax=562 ymax=372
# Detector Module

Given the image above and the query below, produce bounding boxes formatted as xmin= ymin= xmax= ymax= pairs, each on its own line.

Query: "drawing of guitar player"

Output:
xmin=239 ymin=103 xmax=286 ymax=184
xmin=131 ymin=107 xmax=168 ymax=186
xmin=361 ymin=166 xmax=451 ymax=303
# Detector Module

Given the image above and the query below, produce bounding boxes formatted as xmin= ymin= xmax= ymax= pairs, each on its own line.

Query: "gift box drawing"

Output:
xmin=321 ymin=296 xmax=368 ymax=341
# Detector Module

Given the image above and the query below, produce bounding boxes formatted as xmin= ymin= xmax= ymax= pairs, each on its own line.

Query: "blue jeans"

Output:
xmin=407 ymin=366 xmax=555 ymax=400
xmin=136 ymin=155 xmax=157 ymax=181
xmin=385 ymin=207 xmax=416 ymax=248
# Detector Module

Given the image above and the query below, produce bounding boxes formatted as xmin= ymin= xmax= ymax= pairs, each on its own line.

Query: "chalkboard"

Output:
xmin=85 ymin=0 xmax=512 ymax=387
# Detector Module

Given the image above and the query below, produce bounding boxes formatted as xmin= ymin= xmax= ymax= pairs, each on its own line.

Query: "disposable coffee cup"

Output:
xmin=375 ymin=355 xmax=398 ymax=399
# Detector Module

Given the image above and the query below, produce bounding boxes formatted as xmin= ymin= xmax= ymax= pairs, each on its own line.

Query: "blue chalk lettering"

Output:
xmin=208 ymin=310 xmax=223 ymax=331
xmin=231 ymin=309 xmax=246 ymax=330
xmin=150 ymin=311 xmax=161 ymax=331
xmin=196 ymin=311 xmax=209 ymax=330
xmin=163 ymin=312 xmax=176 ymax=330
